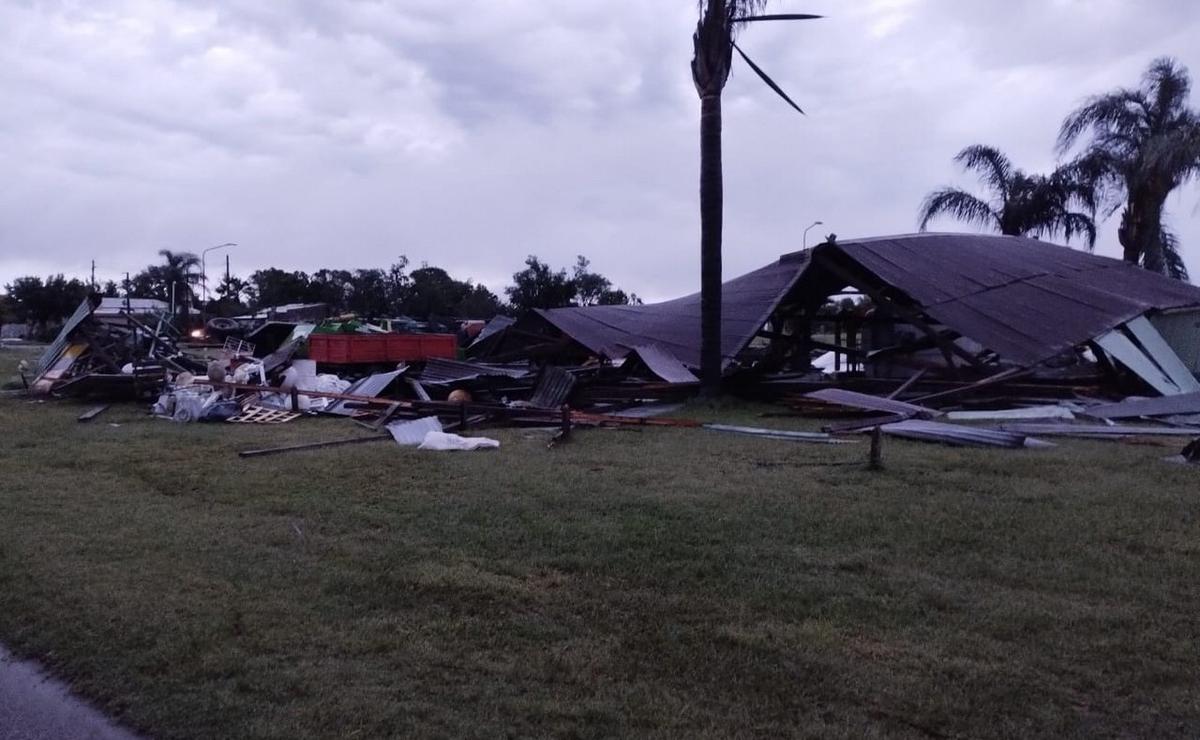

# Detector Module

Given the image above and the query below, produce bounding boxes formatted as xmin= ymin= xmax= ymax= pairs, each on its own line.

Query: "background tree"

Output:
xmin=400 ymin=266 xmax=503 ymax=319
xmin=248 ymin=269 xmax=312 ymax=308
xmin=571 ymin=256 xmax=640 ymax=306
xmin=506 ymin=257 xmax=578 ymax=313
xmin=1058 ymin=57 xmax=1200 ymax=279
xmin=918 ymin=145 xmax=1096 ymax=247
xmin=3 ymin=275 xmax=89 ymax=338
xmin=692 ymin=1 xmax=817 ymax=393
xmin=505 ymin=255 xmax=638 ymax=313
xmin=345 ymin=269 xmax=391 ymax=317
xmin=455 ymin=283 xmax=506 ymax=318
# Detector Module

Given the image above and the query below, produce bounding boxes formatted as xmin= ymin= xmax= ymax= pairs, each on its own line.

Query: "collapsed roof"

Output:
xmin=801 ymin=233 xmax=1200 ymax=367
xmin=476 ymin=254 xmax=808 ymax=368
xmin=475 ymin=233 xmax=1200 ymax=390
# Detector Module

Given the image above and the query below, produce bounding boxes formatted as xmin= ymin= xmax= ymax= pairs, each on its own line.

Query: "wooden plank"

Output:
xmin=239 ymin=434 xmax=391 ymax=458
xmin=886 ymin=368 xmax=928 ymax=400
xmin=908 ymin=367 xmax=1029 ymax=405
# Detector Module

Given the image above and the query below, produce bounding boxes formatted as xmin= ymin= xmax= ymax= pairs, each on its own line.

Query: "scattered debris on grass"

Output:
xmin=19 ymin=234 xmax=1200 ymax=460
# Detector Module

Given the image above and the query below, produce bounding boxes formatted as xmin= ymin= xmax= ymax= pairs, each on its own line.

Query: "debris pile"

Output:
xmin=15 ymin=233 xmax=1200 ymax=462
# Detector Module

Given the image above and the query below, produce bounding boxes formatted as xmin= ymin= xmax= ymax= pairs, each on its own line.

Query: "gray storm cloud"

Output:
xmin=1 ymin=0 xmax=1198 ymax=300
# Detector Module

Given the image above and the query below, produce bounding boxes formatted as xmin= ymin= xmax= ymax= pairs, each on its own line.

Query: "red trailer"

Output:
xmin=307 ymin=333 xmax=458 ymax=364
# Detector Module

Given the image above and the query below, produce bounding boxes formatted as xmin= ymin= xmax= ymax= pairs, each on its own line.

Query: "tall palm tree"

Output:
xmin=1058 ymin=57 xmax=1200 ymax=280
xmin=692 ymin=1 xmax=817 ymax=393
xmin=157 ymin=249 xmax=202 ymax=316
xmin=918 ymin=145 xmax=1097 ymax=248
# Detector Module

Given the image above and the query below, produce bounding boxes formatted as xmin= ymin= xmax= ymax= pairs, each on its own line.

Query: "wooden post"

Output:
xmin=560 ymin=405 xmax=571 ymax=441
xmin=290 ymin=387 xmax=300 ymax=412
xmin=868 ymin=426 xmax=884 ymax=471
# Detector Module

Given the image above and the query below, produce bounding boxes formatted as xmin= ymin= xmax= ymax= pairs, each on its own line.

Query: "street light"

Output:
xmin=201 ymin=242 xmax=237 ymax=303
xmin=802 ymin=221 xmax=824 ymax=249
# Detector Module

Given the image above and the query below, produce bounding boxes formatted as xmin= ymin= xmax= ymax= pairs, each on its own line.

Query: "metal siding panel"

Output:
xmin=1150 ymin=311 xmax=1200 ymax=374
xmin=1123 ymin=316 xmax=1200 ymax=392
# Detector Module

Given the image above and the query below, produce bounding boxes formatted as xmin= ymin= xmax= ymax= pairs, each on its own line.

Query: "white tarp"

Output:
xmin=418 ymin=431 xmax=500 ymax=451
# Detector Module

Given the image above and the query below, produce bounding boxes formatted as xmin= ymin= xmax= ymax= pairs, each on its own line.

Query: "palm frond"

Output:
xmin=1058 ymin=211 xmax=1098 ymax=250
xmin=1057 ymin=90 xmax=1148 ymax=153
xmin=1145 ymin=57 xmax=1192 ymax=124
xmin=733 ymin=13 xmax=822 ymax=22
xmin=731 ymin=41 xmax=803 ymax=114
xmin=918 ymin=188 xmax=1000 ymax=232
xmin=953 ymin=145 xmax=1014 ymax=202
xmin=1159 ymin=226 xmax=1190 ymax=281
xmin=1140 ymin=121 xmax=1200 ymax=187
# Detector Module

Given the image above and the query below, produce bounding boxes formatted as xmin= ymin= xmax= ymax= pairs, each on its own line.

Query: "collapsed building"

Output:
xmin=474 ymin=233 xmax=1200 ymax=398
xmin=18 ymin=233 xmax=1200 ymax=455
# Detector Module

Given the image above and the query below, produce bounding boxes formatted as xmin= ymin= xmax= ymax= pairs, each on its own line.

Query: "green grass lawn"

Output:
xmin=2 ymin=344 xmax=1199 ymax=738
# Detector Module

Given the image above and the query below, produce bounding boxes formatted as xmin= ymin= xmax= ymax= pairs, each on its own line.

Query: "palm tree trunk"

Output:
xmin=1119 ymin=199 xmax=1166 ymax=273
xmin=699 ymin=92 xmax=724 ymax=393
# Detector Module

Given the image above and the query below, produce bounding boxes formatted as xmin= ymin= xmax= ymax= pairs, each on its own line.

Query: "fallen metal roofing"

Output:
xmin=534 ymin=254 xmax=809 ymax=370
xmin=803 ymin=388 xmax=940 ymax=418
xmin=34 ymin=297 xmax=98 ymax=378
xmin=998 ymin=422 xmax=1199 ymax=437
xmin=528 ymin=366 xmax=577 ymax=409
xmin=468 ymin=315 xmax=515 ymax=348
xmin=326 ymin=369 xmax=406 ymax=415
xmin=808 ymin=234 xmax=1200 ymax=366
xmin=416 ymin=358 xmax=530 ymax=385
xmin=877 ymin=419 xmax=1039 ymax=448
xmin=1085 ymin=393 xmax=1200 ymax=419
xmin=627 ymin=344 xmax=700 ymax=384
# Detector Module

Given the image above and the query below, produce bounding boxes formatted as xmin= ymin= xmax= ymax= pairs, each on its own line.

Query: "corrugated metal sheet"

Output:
xmin=998 ymin=423 xmax=1199 ymax=437
xmin=387 ymin=416 xmax=442 ymax=445
xmin=878 ymin=419 xmax=1035 ymax=448
xmin=34 ymin=297 xmax=98 ymax=378
xmin=803 ymin=388 xmax=939 ymax=418
xmin=811 ymin=234 xmax=1200 ymax=366
xmin=416 ymin=358 xmax=530 ymax=385
xmin=1087 ymin=393 xmax=1200 ymax=419
xmin=528 ymin=366 xmax=576 ymax=408
xmin=1150 ymin=310 xmax=1200 ymax=374
xmin=534 ymin=254 xmax=809 ymax=370
xmin=469 ymin=316 xmax=515 ymax=348
xmin=628 ymin=344 xmax=699 ymax=384
xmin=325 ymin=368 xmax=405 ymax=415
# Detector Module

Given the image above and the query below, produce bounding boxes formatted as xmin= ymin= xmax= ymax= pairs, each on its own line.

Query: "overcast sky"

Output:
xmin=3 ymin=0 xmax=1200 ymax=302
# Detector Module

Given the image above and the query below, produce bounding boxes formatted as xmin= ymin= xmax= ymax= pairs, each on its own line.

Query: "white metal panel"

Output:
xmin=1124 ymin=316 xmax=1200 ymax=393
xmin=1094 ymin=328 xmax=1181 ymax=395
xmin=1150 ymin=309 xmax=1200 ymax=374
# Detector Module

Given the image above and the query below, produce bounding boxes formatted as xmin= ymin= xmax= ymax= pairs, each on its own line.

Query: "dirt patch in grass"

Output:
xmin=1 ymin=349 xmax=1199 ymax=737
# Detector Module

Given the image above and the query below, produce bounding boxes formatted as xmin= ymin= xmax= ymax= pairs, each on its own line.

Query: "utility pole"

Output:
xmin=90 ymin=260 xmax=96 ymax=292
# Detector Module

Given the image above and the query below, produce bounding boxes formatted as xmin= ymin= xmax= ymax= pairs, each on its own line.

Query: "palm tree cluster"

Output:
xmin=126 ymin=250 xmax=202 ymax=314
xmin=919 ymin=145 xmax=1097 ymax=248
xmin=921 ymin=57 xmax=1200 ymax=281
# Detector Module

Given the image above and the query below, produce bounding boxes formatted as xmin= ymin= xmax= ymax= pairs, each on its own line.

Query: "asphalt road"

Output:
xmin=0 ymin=645 xmax=141 ymax=740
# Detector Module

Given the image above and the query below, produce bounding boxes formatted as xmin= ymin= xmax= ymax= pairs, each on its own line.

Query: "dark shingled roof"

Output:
xmin=534 ymin=253 xmax=809 ymax=369
xmin=808 ymin=233 xmax=1200 ymax=366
